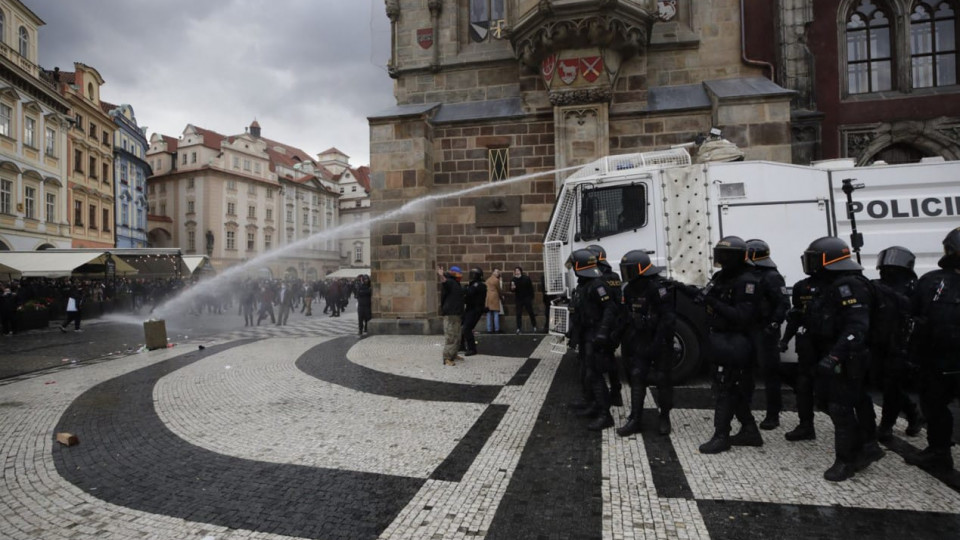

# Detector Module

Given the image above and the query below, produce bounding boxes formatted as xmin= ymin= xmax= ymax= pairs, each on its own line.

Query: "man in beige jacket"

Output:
xmin=485 ymin=268 xmax=502 ymax=333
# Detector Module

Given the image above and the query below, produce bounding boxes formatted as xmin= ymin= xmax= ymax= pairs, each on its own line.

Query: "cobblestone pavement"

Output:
xmin=1 ymin=312 xmax=959 ymax=539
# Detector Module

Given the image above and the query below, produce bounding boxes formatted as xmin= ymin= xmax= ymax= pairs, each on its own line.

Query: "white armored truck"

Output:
xmin=543 ymin=144 xmax=960 ymax=381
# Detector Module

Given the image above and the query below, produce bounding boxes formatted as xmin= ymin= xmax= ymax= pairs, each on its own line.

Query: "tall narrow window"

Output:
xmin=89 ymin=204 xmax=97 ymax=229
xmin=469 ymin=0 xmax=506 ymax=42
xmin=226 ymin=230 xmax=236 ymax=250
xmin=24 ymin=117 xmax=35 ymax=147
xmin=46 ymin=193 xmax=55 ymax=222
xmin=247 ymin=232 xmax=255 ymax=250
xmin=121 ymin=203 xmax=128 ymax=226
xmin=18 ymin=26 xmax=28 ymax=57
xmin=911 ymin=1 xmax=958 ymax=87
xmin=120 ymin=163 xmax=129 ymax=183
xmin=489 ymin=147 xmax=509 ymax=181
xmin=0 ymin=180 xmax=11 ymax=214
xmin=45 ymin=127 xmax=55 ymax=155
xmin=0 ymin=104 xmax=11 ymax=137
xmin=74 ymin=200 xmax=82 ymax=225
xmin=102 ymin=208 xmax=110 ymax=231
xmin=187 ymin=230 xmax=196 ymax=252
xmin=847 ymin=0 xmax=894 ymax=94
xmin=74 ymin=149 xmax=83 ymax=172
xmin=0 ymin=13 xmax=5 ymax=44
xmin=24 ymin=187 xmax=35 ymax=218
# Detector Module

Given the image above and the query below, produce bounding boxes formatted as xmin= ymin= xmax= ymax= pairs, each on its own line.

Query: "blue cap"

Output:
xmin=449 ymin=266 xmax=462 ymax=274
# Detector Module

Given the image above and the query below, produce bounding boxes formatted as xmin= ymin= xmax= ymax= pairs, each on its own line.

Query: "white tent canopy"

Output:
xmin=325 ymin=268 xmax=369 ymax=279
xmin=0 ymin=251 xmax=137 ymax=278
xmin=182 ymin=255 xmax=210 ymax=275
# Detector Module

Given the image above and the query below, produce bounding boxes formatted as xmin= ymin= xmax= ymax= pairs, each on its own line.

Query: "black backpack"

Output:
xmin=867 ymin=278 xmax=911 ymax=351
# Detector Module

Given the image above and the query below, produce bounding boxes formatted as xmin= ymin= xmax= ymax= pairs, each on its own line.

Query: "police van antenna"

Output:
xmin=841 ymin=178 xmax=866 ymax=264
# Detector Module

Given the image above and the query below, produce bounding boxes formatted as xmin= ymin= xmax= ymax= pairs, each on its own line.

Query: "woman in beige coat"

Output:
xmin=485 ymin=268 xmax=502 ymax=333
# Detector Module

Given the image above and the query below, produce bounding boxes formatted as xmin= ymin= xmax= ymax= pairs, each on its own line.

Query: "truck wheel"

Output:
xmin=669 ymin=318 xmax=701 ymax=383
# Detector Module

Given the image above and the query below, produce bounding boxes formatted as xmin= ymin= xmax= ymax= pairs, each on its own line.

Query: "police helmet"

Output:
xmin=566 ymin=249 xmax=603 ymax=279
xmin=469 ymin=267 xmax=484 ymax=281
xmin=939 ymin=227 xmax=960 ymax=269
xmin=620 ymin=250 xmax=662 ymax=281
xmin=876 ymin=246 xmax=916 ymax=271
xmin=585 ymin=244 xmax=607 ymax=261
xmin=801 ymin=237 xmax=862 ymax=275
xmin=713 ymin=236 xmax=749 ymax=269
xmin=746 ymin=238 xmax=777 ymax=269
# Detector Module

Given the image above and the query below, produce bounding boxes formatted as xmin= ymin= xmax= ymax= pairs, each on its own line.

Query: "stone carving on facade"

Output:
xmin=657 ymin=0 xmax=678 ymax=20
xmin=385 ymin=0 xmax=400 ymax=22
xmin=844 ymin=118 xmax=960 ymax=164
xmin=549 ymin=87 xmax=612 ymax=106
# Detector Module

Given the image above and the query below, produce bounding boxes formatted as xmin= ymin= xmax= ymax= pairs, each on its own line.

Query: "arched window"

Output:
xmin=469 ymin=0 xmax=506 ymax=42
xmin=847 ymin=0 xmax=894 ymax=94
xmin=87 ymin=83 xmax=94 ymax=100
xmin=17 ymin=26 xmax=27 ymax=57
xmin=911 ymin=1 xmax=958 ymax=87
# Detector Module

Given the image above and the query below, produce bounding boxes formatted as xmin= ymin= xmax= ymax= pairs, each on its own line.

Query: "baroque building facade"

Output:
xmin=321 ymin=147 xmax=372 ymax=269
xmin=368 ymin=0 xmax=795 ymax=332
xmin=145 ymin=121 xmax=341 ymax=280
xmin=103 ymin=102 xmax=150 ymax=248
xmin=46 ymin=63 xmax=117 ymax=249
xmin=0 ymin=0 xmax=71 ymax=251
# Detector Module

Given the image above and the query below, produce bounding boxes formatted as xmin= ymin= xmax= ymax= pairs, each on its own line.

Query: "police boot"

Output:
xmin=855 ymin=441 xmax=885 ymax=472
xmin=658 ymin=410 xmax=672 ymax=436
xmin=609 ymin=370 xmax=624 ymax=407
xmin=575 ymin=403 xmax=599 ymax=417
xmin=876 ymin=422 xmax=895 ymax=443
xmin=824 ymin=460 xmax=856 ymax=482
xmin=730 ymin=422 xmax=764 ymax=447
xmin=588 ymin=411 xmax=615 ymax=431
xmin=784 ymin=423 xmax=816 ymax=442
xmin=699 ymin=433 xmax=731 ymax=454
xmin=905 ymin=447 xmax=954 ymax=471
xmin=905 ymin=406 xmax=926 ymax=437
xmin=616 ymin=385 xmax=645 ymax=437
xmin=759 ymin=413 xmax=779 ymax=431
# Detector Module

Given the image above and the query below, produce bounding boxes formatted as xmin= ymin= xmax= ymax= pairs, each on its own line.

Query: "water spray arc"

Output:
xmin=151 ymin=165 xmax=580 ymax=319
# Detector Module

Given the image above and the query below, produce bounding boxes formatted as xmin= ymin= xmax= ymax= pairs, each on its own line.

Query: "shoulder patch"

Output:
xmin=659 ymin=287 xmax=668 ymax=298
xmin=745 ymin=283 xmax=756 ymax=295
xmin=780 ymin=286 xmax=788 ymax=295
xmin=596 ymin=286 xmax=608 ymax=297
xmin=838 ymin=284 xmax=853 ymax=298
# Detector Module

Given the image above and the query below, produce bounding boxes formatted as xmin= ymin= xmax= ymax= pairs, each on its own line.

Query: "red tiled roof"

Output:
xmin=250 ymin=120 xmax=260 ymax=128
xmin=161 ymin=135 xmax=178 ymax=153
xmin=58 ymin=71 xmax=76 ymax=85
xmin=191 ymin=125 xmax=226 ymax=150
xmin=319 ymin=147 xmax=348 ymax=158
xmin=262 ymin=137 xmax=317 ymax=172
xmin=100 ymin=100 xmax=118 ymax=115
xmin=354 ymin=166 xmax=371 ymax=192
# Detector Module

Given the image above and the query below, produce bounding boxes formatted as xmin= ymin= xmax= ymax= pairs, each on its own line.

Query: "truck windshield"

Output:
xmin=579 ymin=183 xmax=647 ymax=240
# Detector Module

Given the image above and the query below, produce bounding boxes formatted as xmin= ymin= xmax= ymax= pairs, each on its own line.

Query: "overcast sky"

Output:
xmin=27 ymin=0 xmax=394 ymax=166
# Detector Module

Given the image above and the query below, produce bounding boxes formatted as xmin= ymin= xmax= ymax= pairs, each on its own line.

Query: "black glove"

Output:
xmin=594 ymin=332 xmax=609 ymax=347
xmin=818 ymin=355 xmax=841 ymax=377
xmin=778 ymin=339 xmax=790 ymax=353
xmin=764 ymin=322 xmax=782 ymax=337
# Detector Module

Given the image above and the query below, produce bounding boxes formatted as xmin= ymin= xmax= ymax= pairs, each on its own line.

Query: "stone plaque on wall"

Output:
xmin=474 ymin=195 xmax=521 ymax=228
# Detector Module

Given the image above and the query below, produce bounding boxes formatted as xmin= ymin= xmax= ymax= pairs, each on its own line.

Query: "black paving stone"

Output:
xmin=506 ymin=358 xmax=541 ymax=386
xmin=697 ymin=499 xmax=960 ymax=540
xmin=52 ymin=339 xmax=424 ymax=540
xmin=636 ymin=408 xmax=694 ymax=500
xmin=296 ymin=336 xmax=502 ymax=403
xmin=485 ymin=351 xmax=603 ymax=540
xmin=430 ymin=404 xmax=508 ymax=482
xmin=475 ymin=334 xmax=544 ymax=358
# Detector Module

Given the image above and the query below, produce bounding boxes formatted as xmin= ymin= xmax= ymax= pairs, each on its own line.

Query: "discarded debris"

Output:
xmin=56 ymin=432 xmax=79 ymax=446
xmin=198 ymin=345 xmax=206 ymax=350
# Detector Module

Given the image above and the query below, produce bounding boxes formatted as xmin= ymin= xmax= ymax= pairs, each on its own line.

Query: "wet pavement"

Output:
xmin=1 ymin=309 xmax=958 ymax=539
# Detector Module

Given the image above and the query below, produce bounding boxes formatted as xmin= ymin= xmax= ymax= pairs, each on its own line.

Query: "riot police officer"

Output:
xmin=689 ymin=236 xmax=762 ymax=454
xmin=905 ymin=227 xmax=960 ymax=472
xmin=779 ymin=270 xmax=831 ymax=441
xmin=616 ymin=250 xmax=677 ymax=437
xmin=802 ymin=237 xmax=882 ymax=482
xmin=461 ymin=268 xmax=487 ymax=357
xmin=872 ymin=246 xmax=924 ymax=441
xmin=747 ymin=239 xmax=790 ymax=430
xmin=586 ymin=244 xmax=624 ymax=407
xmin=567 ymin=249 xmax=619 ymax=431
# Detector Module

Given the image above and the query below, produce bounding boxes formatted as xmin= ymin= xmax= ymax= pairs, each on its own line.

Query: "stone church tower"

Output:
xmin=368 ymin=0 xmax=794 ymax=333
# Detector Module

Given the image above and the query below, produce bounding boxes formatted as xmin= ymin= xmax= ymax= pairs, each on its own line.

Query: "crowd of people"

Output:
xmin=0 ymin=274 xmax=375 ymax=336
xmin=546 ymin=227 xmax=958 ymax=483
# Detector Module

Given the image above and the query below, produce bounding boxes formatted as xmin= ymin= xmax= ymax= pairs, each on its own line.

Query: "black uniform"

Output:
xmin=570 ymin=275 xmax=619 ymax=428
xmin=356 ymin=279 xmax=372 ymax=334
xmin=871 ymin=273 xmax=921 ymax=437
xmin=619 ymin=275 xmax=677 ymax=434
xmin=780 ymin=274 xmax=831 ymax=438
xmin=909 ymin=268 xmax=960 ymax=467
xmin=599 ymin=264 xmax=624 ymax=405
xmin=461 ymin=277 xmax=487 ymax=355
xmin=701 ymin=266 xmax=760 ymax=447
xmin=814 ymin=273 xmax=877 ymax=467
xmin=752 ymin=266 xmax=790 ymax=425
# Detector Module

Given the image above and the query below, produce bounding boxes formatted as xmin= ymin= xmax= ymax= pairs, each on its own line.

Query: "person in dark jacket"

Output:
xmin=356 ymin=275 xmax=373 ymax=335
xmin=0 ymin=286 xmax=17 ymax=335
xmin=439 ymin=265 xmax=465 ymax=366
xmin=462 ymin=268 xmax=487 ymax=355
xmin=511 ymin=266 xmax=537 ymax=333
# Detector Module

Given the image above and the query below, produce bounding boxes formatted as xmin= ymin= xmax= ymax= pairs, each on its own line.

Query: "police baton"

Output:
xmin=841 ymin=178 xmax=865 ymax=265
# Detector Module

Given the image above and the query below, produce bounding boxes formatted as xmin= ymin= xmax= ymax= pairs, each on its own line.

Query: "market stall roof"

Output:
xmin=0 ymin=251 xmax=138 ymax=278
xmin=325 ymin=268 xmax=369 ymax=279
xmin=182 ymin=255 xmax=212 ymax=275
xmin=55 ymin=248 xmax=189 ymax=278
